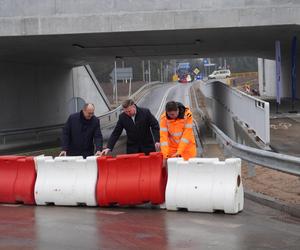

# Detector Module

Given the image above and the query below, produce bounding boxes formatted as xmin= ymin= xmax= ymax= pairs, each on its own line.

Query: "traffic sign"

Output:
xmin=193 ymin=68 xmax=200 ymax=75
xmin=110 ymin=67 xmax=133 ymax=83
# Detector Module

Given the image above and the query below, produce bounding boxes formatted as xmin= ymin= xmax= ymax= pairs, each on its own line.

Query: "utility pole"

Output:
xmin=142 ymin=60 xmax=145 ymax=82
xmin=122 ymin=60 xmax=125 ymax=84
xmin=148 ymin=60 xmax=151 ymax=83
xmin=128 ymin=78 xmax=132 ymax=97
xmin=114 ymin=60 xmax=118 ymax=105
xmin=160 ymin=61 xmax=163 ymax=83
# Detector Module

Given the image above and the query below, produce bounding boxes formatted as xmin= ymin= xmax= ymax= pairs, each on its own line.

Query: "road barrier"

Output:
xmin=0 ymin=156 xmax=36 ymax=204
xmin=34 ymin=156 xmax=98 ymax=206
xmin=165 ymin=157 xmax=244 ymax=214
xmin=96 ymin=152 xmax=166 ymax=206
xmin=0 ymin=153 xmax=245 ymax=215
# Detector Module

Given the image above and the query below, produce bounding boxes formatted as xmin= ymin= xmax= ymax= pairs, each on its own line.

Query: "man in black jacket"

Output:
xmin=59 ymin=103 xmax=103 ymax=158
xmin=101 ymin=99 xmax=160 ymax=155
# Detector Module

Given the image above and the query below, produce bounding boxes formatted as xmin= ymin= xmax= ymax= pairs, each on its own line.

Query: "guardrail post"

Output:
xmin=247 ymin=162 xmax=256 ymax=177
xmin=224 ymin=148 xmax=232 ymax=158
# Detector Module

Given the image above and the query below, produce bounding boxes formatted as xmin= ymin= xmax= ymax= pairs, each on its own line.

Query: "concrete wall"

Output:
xmin=0 ymin=63 xmax=109 ymax=130
xmin=72 ymin=66 xmax=110 ymax=117
xmin=0 ymin=0 xmax=299 ymax=36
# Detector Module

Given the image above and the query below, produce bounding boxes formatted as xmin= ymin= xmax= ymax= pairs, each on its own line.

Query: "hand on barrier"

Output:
xmin=95 ymin=151 xmax=101 ymax=156
xmin=59 ymin=151 xmax=66 ymax=157
xmin=155 ymin=142 xmax=161 ymax=151
xmin=171 ymin=153 xmax=181 ymax=158
xmin=100 ymin=148 xmax=111 ymax=156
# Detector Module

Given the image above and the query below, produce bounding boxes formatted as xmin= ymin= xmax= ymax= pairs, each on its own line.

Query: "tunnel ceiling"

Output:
xmin=0 ymin=25 xmax=299 ymax=66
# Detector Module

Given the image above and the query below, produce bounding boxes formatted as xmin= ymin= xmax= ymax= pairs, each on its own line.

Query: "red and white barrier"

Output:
xmin=0 ymin=153 xmax=244 ymax=215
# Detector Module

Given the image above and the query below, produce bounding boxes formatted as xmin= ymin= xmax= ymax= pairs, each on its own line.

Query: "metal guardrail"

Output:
xmin=192 ymin=84 xmax=300 ymax=176
xmin=201 ymin=80 xmax=270 ymax=144
xmin=0 ymin=124 xmax=63 ymax=144
xmin=0 ymin=81 xmax=162 ymax=145
xmin=99 ymin=81 xmax=161 ymax=128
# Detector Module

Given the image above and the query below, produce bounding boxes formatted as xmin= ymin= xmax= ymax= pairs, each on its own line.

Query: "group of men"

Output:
xmin=59 ymin=99 xmax=196 ymax=161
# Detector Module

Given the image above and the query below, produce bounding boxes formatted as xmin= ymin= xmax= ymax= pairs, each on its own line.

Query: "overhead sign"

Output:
xmin=110 ymin=67 xmax=133 ymax=83
xmin=204 ymin=63 xmax=215 ymax=67
xmin=177 ymin=62 xmax=190 ymax=69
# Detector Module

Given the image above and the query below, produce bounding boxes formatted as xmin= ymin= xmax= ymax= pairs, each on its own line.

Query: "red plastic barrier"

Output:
xmin=96 ymin=152 xmax=167 ymax=206
xmin=0 ymin=156 xmax=36 ymax=204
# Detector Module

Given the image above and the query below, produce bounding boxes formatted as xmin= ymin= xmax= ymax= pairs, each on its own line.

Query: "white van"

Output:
xmin=208 ymin=69 xmax=231 ymax=79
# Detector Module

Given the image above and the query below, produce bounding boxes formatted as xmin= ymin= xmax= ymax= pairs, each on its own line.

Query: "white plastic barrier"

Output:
xmin=166 ymin=158 xmax=244 ymax=214
xmin=34 ymin=156 xmax=98 ymax=206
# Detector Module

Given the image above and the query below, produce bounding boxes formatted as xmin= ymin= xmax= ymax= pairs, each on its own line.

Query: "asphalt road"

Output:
xmin=0 ymin=199 xmax=299 ymax=250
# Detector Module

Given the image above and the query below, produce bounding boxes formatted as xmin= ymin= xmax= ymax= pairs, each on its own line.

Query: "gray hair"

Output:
xmin=122 ymin=99 xmax=135 ymax=109
xmin=83 ymin=103 xmax=95 ymax=110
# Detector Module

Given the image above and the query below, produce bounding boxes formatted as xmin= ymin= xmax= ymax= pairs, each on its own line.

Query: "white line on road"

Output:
xmin=155 ymin=85 xmax=177 ymax=119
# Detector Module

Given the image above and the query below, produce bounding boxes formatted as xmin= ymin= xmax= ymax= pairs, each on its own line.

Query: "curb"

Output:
xmin=245 ymin=189 xmax=300 ymax=218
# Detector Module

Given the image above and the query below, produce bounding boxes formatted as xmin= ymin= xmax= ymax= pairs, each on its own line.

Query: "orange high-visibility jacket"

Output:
xmin=160 ymin=107 xmax=196 ymax=160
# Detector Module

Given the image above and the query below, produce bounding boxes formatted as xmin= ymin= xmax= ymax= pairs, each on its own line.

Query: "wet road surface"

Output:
xmin=0 ymin=199 xmax=299 ymax=250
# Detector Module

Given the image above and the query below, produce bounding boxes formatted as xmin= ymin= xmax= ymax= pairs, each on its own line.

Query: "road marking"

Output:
xmin=155 ymin=85 xmax=177 ymax=119
xmin=97 ymin=210 xmax=125 ymax=215
xmin=191 ymin=219 xmax=242 ymax=228
xmin=0 ymin=204 xmax=22 ymax=207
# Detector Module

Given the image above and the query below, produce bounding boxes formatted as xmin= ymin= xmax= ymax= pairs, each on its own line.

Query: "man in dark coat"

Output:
xmin=101 ymin=99 xmax=160 ymax=155
xmin=59 ymin=103 xmax=103 ymax=158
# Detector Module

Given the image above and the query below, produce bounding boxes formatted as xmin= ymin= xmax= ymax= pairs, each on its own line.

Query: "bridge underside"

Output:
xmin=0 ymin=25 xmax=299 ymax=66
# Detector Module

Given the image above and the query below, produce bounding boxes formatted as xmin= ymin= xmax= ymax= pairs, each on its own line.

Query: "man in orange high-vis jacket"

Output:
xmin=160 ymin=101 xmax=196 ymax=161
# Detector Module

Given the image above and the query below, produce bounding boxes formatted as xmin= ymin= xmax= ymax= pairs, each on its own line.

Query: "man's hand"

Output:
xmin=155 ymin=142 xmax=160 ymax=152
xmin=95 ymin=151 xmax=101 ymax=156
xmin=100 ymin=148 xmax=111 ymax=156
xmin=59 ymin=151 xmax=66 ymax=157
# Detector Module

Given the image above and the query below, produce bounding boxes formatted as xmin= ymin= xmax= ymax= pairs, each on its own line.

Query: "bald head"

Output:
xmin=82 ymin=103 xmax=95 ymax=120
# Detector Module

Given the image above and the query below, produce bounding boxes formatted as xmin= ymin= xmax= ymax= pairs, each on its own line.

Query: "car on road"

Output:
xmin=179 ymin=74 xmax=192 ymax=83
xmin=208 ymin=69 xmax=231 ymax=79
